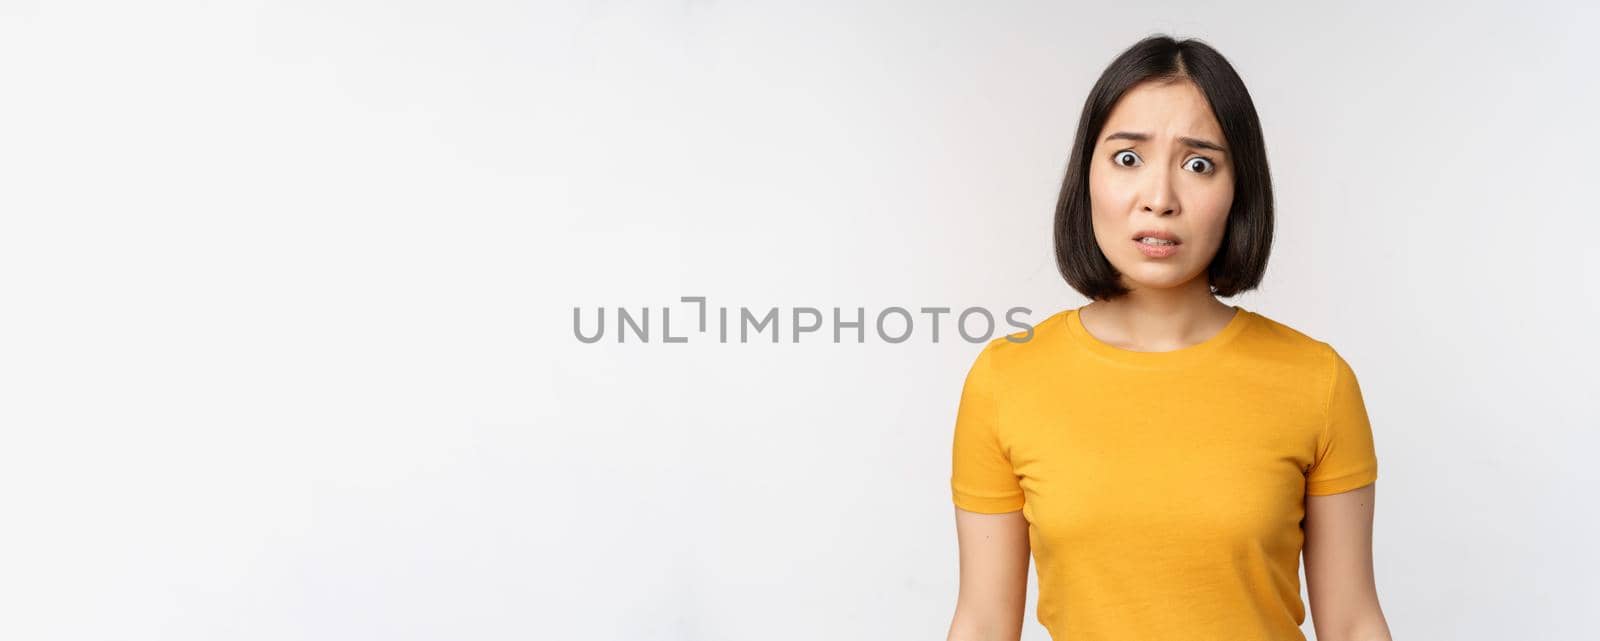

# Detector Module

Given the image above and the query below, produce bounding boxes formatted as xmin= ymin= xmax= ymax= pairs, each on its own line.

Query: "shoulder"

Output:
xmin=1240 ymin=308 xmax=1341 ymax=359
xmin=972 ymin=308 xmax=1072 ymax=373
xmin=1242 ymin=307 xmax=1323 ymax=347
xmin=1238 ymin=308 xmax=1354 ymax=385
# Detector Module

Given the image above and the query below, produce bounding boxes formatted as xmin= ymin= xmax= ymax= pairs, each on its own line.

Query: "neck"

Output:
xmin=1079 ymin=280 xmax=1237 ymax=352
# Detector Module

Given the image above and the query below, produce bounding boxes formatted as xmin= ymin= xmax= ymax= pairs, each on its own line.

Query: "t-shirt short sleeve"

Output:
xmin=1306 ymin=346 xmax=1380 ymax=495
xmin=950 ymin=341 xmax=1025 ymax=513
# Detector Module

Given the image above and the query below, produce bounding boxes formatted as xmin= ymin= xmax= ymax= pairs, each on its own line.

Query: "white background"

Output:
xmin=2 ymin=1 xmax=1596 ymax=639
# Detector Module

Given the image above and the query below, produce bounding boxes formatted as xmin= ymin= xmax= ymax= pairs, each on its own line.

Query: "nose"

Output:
xmin=1140 ymin=169 xmax=1179 ymax=216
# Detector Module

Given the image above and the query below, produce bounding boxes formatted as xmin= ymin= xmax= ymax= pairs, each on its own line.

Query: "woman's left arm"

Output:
xmin=1304 ymin=482 xmax=1393 ymax=641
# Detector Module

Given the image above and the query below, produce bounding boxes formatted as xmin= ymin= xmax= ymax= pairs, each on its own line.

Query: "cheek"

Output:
xmin=1087 ymin=165 xmax=1126 ymax=214
xmin=1179 ymin=173 xmax=1234 ymax=234
xmin=1194 ymin=188 xmax=1231 ymax=216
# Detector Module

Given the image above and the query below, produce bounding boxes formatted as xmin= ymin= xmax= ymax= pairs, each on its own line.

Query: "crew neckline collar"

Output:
xmin=1063 ymin=304 xmax=1254 ymax=369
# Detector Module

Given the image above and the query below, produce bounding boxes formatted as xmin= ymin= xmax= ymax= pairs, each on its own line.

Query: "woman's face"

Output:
xmin=1088 ymin=79 xmax=1235 ymax=293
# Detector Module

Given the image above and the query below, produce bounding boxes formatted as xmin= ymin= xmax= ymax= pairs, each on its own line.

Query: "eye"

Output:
xmin=1112 ymin=150 xmax=1141 ymax=167
xmin=1185 ymin=156 xmax=1216 ymax=174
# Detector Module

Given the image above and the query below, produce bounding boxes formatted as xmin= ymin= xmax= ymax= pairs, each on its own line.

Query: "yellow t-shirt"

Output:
xmin=950 ymin=305 xmax=1378 ymax=640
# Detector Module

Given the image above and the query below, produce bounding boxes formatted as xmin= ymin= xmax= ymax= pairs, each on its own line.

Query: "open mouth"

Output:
xmin=1132 ymin=236 xmax=1181 ymax=257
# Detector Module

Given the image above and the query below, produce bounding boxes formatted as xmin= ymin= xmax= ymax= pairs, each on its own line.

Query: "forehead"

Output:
xmin=1101 ymin=79 xmax=1223 ymax=141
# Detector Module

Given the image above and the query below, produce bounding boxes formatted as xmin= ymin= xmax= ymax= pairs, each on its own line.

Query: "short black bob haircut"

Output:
xmin=1054 ymin=34 xmax=1274 ymax=301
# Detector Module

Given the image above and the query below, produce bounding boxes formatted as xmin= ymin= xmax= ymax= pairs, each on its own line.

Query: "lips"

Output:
xmin=1132 ymin=229 xmax=1181 ymax=243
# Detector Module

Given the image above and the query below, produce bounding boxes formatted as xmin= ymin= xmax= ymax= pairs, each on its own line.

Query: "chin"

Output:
xmin=1117 ymin=265 xmax=1201 ymax=290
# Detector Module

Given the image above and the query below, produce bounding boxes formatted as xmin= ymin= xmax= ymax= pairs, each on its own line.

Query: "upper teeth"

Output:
xmin=1139 ymin=237 xmax=1176 ymax=245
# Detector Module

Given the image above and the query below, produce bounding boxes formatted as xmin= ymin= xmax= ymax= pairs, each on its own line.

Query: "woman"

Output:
xmin=947 ymin=35 xmax=1393 ymax=641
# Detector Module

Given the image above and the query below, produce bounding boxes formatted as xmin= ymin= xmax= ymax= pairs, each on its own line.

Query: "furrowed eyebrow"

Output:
xmin=1180 ymin=136 xmax=1228 ymax=154
xmin=1102 ymin=131 xmax=1228 ymax=154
